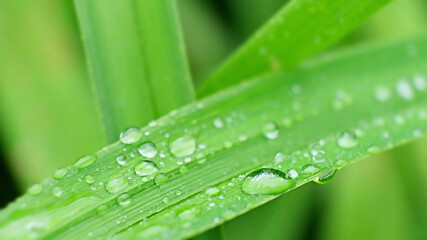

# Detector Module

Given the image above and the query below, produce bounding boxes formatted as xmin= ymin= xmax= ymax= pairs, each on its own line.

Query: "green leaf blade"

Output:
xmin=197 ymin=0 xmax=392 ymax=97
xmin=1 ymin=36 xmax=426 ymax=239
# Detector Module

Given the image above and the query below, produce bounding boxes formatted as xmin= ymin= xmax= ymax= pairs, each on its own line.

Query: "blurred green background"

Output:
xmin=0 ymin=0 xmax=426 ymax=239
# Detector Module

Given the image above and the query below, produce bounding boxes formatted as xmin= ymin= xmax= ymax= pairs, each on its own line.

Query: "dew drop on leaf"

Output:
xmin=119 ymin=127 xmax=142 ymax=144
xmin=396 ymin=79 xmax=414 ymax=100
xmin=154 ymin=174 xmax=168 ymax=185
xmin=213 ymin=117 xmax=224 ymax=128
xmin=117 ymin=193 xmax=131 ymax=206
xmin=53 ymin=186 xmax=64 ymax=197
xmin=74 ymin=155 xmax=96 ymax=170
xmin=134 ymin=161 xmax=159 ymax=176
xmin=375 ymin=86 xmax=391 ymax=102
xmin=170 ymin=135 xmax=196 ymax=157
xmin=177 ymin=206 xmax=200 ymax=221
xmin=205 ymin=187 xmax=220 ymax=197
xmin=85 ymin=175 xmax=95 ymax=184
xmin=28 ymin=184 xmax=43 ymax=195
xmin=337 ymin=132 xmax=358 ymax=148
xmin=314 ymin=170 xmax=337 ymax=184
xmin=53 ymin=168 xmax=67 ymax=180
xmin=263 ymin=122 xmax=279 ymax=139
xmin=116 ymin=155 xmax=126 ymax=166
xmin=302 ymin=164 xmax=320 ymax=174
xmin=287 ymin=169 xmax=299 ymax=179
xmin=138 ymin=142 xmax=157 ymax=158
xmin=105 ymin=177 xmax=128 ymax=193
xmin=241 ymin=168 xmax=295 ymax=195
xmin=413 ymin=75 xmax=426 ymax=90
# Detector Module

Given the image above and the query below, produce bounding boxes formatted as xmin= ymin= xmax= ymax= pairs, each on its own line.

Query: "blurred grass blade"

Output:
xmin=0 ymin=0 xmax=106 ymax=187
xmin=74 ymin=0 xmax=194 ymax=142
xmin=1 ymin=36 xmax=427 ymax=239
xmin=197 ymin=0 xmax=391 ymax=97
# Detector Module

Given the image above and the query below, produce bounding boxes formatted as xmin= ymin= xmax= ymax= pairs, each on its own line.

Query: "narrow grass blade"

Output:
xmin=1 ymin=36 xmax=427 ymax=239
xmin=197 ymin=0 xmax=391 ymax=97
xmin=74 ymin=0 xmax=193 ymax=142
xmin=0 ymin=0 xmax=106 ymax=187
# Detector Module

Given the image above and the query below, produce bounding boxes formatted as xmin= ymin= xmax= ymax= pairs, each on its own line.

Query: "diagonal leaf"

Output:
xmin=74 ymin=0 xmax=194 ymax=142
xmin=1 ymin=36 xmax=427 ymax=239
xmin=197 ymin=0 xmax=391 ymax=97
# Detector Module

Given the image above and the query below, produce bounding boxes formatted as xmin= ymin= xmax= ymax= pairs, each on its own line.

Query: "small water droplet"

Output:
xmin=274 ymin=152 xmax=286 ymax=163
xmin=74 ymin=155 xmax=96 ymax=170
xmin=170 ymin=136 xmax=196 ymax=157
xmin=241 ymin=168 xmax=295 ymax=195
xmin=120 ymin=127 xmax=142 ymax=144
xmin=213 ymin=117 xmax=224 ymax=128
xmin=118 ymin=193 xmax=131 ymax=206
xmin=105 ymin=177 xmax=128 ymax=193
xmin=302 ymin=165 xmax=319 ymax=174
xmin=337 ymin=132 xmax=358 ymax=148
xmin=178 ymin=206 xmax=200 ymax=221
xmin=367 ymin=145 xmax=381 ymax=154
xmin=413 ymin=75 xmax=426 ymax=90
xmin=205 ymin=187 xmax=220 ymax=197
xmin=96 ymin=204 xmax=109 ymax=214
xmin=28 ymin=184 xmax=43 ymax=195
xmin=138 ymin=142 xmax=157 ymax=158
xmin=179 ymin=166 xmax=188 ymax=173
xmin=135 ymin=161 xmax=159 ymax=176
xmin=287 ymin=169 xmax=299 ymax=179
xmin=116 ymin=155 xmax=126 ymax=166
xmin=396 ymin=79 xmax=414 ymax=100
xmin=314 ymin=170 xmax=337 ymax=184
xmin=53 ymin=168 xmax=67 ymax=179
xmin=154 ymin=174 xmax=168 ymax=185
xmin=53 ymin=186 xmax=64 ymax=197
xmin=375 ymin=86 xmax=391 ymax=102
xmin=162 ymin=196 xmax=169 ymax=204
xmin=263 ymin=122 xmax=279 ymax=139
xmin=85 ymin=175 xmax=95 ymax=184
xmin=335 ymin=159 xmax=347 ymax=168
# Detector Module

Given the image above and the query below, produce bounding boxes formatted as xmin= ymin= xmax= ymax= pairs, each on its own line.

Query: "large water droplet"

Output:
xmin=134 ymin=161 xmax=159 ymax=176
xmin=74 ymin=155 xmax=96 ymax=170
xmin=138 ymin=142 xmax=157 ymax=158
xmin=263 ymin=122 xmax=279 ymax=139
xmin=302 ymin=164 xmax=319 ymax=174
xmin=241 ymin=168 xmax=295 ymax=195
xmin=117 ymin=193 xmax=131 ymax=206
xmin=205 ymin=187 xmax=220 ymax=197
xmin=53 ymin=168 xmax=67 ymax=180
xmin=314 ymin=170 xmax=337 ymax=184
xmin=120 ymin=127 xmax=142 ymax=144
xmin=116 ymin=155 xmax=126 ymax=166
xmin=170 ymin=136 xmax=196 ymax=157
xmin=28 ymin=184 xmax=43 ymax=195
xmin=337 ymin=132 xmax=358 ymax=148
xmin=105 ymin=177 xmax=128 ymax=193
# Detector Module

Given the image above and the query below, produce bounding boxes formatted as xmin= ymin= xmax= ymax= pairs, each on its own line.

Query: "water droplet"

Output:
xmin=337 ymin=132 xmax=358 ymax=148
xmin=116 ymin=155 xmax=126 ymax=166
xmin=302 ymin=165 xmax=319 ymax=174
xmin=241 ymin=168 xmax=295 ymax=195
xmin=179 ymin=166 xmax=188 ymax=173
xmin=170 ymin=136 xmax=196 ymax=157
xmin=396 ymin=79 xmax=414 ymax=100
xmin=74 ymin=155 xmax=96 ymax=170
xmin=274 ymin=152 xmax=286 ymax=163
xmin=117 ymin=193 xmax=131 ymax=206
xmin=205 ymin=187 xmax=220 ymax=197
xmin=138 ymin=142 xmax=157 ymax=158
xmin=135 ymin=161 xmax=159 ymax=176
xmin=154 ymin=174 xmax=168 ymax=185
xmin=287 ymin=169 xmax=299 ymax=179
xmin=178 ymin=206 xmax=200 ymax=221
xmin=105 ymin=177 xmax=128 ymax=193
xmin=375 ymin=86 xmax=391 ymax=102
xmin=85 ymin=175 xmax=95 ymax=184
xmin=314 ymin=170 xmax=337 ymax=184
xmin=213 ymin=117 xmax=224 ymax=128
xmin=335 ymin=159 xmax=348 ymax=168
xmin=53 ymin=168 xmax=67 ymax=179
xmin=413 ymin=75 xmax=426 ymax=90
xmin=53 ymin=187 xmax=64 ymax=197
xmin=28 ymin=184 xmax=43 ymax=195
xmin=96 ymin=204 xmax=109 ymax=214
xmin=367 ymin=145 xmax=381 ymax=154
xmin=162 ymin=196 xmax=169 ymax=204
xmin=263 ymin=122 xmax=279 ymax=139
xmin=120 ymin=127 xmax=142 ymax=144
